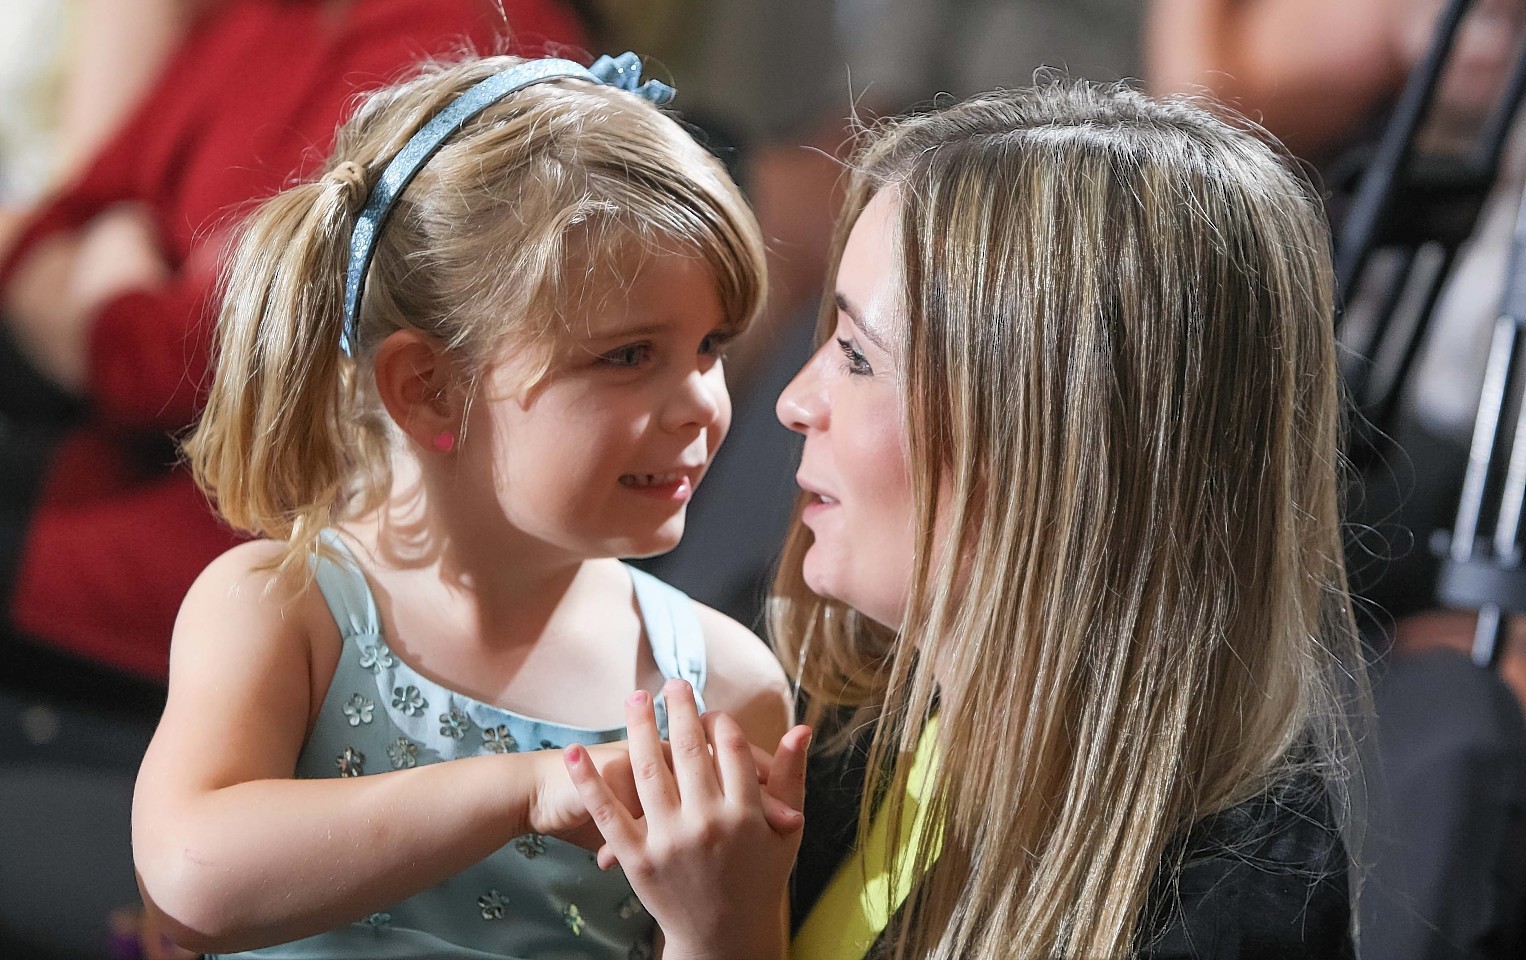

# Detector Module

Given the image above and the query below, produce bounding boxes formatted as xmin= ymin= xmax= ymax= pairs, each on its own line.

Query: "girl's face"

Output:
xmin=463 ymin=250 xmax=733 ymax=560
xmin=777 ymin=190 xmax=916 ymax=628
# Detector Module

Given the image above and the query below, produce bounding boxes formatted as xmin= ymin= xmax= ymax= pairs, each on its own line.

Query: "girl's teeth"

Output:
xmin=621 ymin=473 xmax=680 ymax=488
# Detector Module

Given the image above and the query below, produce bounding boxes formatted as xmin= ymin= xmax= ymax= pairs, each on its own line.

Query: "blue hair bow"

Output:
xmin=339 ymin=53 xmax=674 ymax=355
xmin=588 ymin=51 xmax=675 ymax=105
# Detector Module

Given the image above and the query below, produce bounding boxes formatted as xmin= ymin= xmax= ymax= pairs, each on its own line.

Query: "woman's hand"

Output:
xmin=565 ymin=679 xmax=810 ymax=960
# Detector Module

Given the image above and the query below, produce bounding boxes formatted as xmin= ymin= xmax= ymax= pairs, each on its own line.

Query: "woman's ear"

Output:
xmin=373 ymin=329 xmax=463 ymax=452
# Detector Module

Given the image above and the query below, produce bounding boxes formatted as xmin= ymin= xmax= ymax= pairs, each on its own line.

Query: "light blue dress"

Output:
xmin=214 ymin=531 xmax=707 ymax=960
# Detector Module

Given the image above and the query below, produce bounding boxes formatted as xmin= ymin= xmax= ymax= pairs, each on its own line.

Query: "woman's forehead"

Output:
xmin=837 ymin=189 xmax=904 ymax=346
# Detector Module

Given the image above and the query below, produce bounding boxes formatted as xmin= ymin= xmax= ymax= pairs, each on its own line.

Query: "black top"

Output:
xmin=790 ymin=731 xmax=1354 ymax=959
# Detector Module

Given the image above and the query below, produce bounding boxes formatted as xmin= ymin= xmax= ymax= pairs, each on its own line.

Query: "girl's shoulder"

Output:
xmin=185 ymin=537 xmax=327 ymax=609
xmin=687 ymin=600 xmax=792 ymax=744
xmin=176 ymin=538 xmax=339 ymax=665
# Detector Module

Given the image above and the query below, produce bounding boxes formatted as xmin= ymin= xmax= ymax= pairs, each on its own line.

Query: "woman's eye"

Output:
xmin=836 ymin=337 xmax=873 ymax=376
xmin=600 ymin=343 xmax=654 ymax=368
xmin=699 ymin=331 xmax=733 ymax=359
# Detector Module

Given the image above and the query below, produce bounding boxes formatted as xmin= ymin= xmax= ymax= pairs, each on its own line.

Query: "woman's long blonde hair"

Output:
xmin=772 ymin=82 xmax=1363 ymax=958
xmin=187 ymin=55 xmax=766 ymax=575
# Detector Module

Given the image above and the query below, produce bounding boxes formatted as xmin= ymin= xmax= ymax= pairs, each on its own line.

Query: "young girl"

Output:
xmin=131 ymin=51 xmax=798 ymax=959
xmin=570 ymin=81 xmax=1365 ymax=959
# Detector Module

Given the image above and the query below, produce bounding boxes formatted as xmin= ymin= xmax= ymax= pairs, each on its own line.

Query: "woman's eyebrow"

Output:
xmin=835 ymin=291 xmax=889 ymax=351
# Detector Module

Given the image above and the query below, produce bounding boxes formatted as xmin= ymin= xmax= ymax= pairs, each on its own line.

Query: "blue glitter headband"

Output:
xmin=339 ymin=52 xmax=675 ymax=356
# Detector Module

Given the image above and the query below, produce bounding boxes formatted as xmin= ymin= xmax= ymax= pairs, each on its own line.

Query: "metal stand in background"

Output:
xmin=1436 ymin=179 xmax=1526 ymax=668
xmin=1333 ymin=0 xmax=1526 ymax=669
xmin=1336 ymin=0 xmax=1526 ymax=443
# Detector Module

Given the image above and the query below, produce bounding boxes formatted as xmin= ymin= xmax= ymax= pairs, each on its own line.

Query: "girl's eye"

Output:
xmin=836 ymin=337 xmax=872 ymax=376
xmin=599 ymin=343 xmax=654 ymax=368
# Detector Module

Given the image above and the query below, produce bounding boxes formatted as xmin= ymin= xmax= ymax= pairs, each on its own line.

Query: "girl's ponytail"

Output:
xmin=186 ymin=162 xmax=372 ymax=571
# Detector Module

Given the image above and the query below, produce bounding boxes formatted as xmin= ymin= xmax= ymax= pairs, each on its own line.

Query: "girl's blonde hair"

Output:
xmin=772 ymin=81 xmax=1364 ymax=958
xmin=187 ymin=55 xmax=766 ymax=573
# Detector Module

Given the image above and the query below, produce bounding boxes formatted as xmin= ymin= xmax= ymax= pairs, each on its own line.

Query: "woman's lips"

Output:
xmin=799 ymin=485 xmax=839 ymax=521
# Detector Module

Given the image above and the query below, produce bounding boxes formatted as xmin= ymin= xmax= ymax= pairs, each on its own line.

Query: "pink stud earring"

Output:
xmin=431 ymin=431 xmax=456 ymax=453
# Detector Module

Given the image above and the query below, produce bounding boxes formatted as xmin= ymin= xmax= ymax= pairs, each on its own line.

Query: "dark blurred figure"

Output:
xmin=1149 ymin=3 xmax=1526 ymax=958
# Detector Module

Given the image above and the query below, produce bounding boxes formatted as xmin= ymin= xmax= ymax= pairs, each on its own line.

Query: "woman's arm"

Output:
xmin=131 ymin=541 xmax=630 ymax=954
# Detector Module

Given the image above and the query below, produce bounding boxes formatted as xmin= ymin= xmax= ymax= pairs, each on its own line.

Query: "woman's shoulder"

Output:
xmin=1138 ymin=774 xmax=1354 ymax=960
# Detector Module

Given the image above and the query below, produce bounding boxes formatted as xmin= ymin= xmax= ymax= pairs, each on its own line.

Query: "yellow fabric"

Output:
xmin=791 ymin=720 xmax=943 ymax=960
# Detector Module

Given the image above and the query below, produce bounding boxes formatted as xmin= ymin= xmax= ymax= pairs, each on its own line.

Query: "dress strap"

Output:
xmin=310 ymin=529 xmax=382 ymax=640
xmin=628 ymin=565 xmax=708 ymax=712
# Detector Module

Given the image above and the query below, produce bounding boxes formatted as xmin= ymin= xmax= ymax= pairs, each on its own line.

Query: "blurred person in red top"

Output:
xmin=0 ymin=0 xmax=587 ymax=698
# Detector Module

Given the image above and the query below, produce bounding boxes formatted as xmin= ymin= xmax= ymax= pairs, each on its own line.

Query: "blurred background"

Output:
xmin=2 ymin=1 xmax=1526 ymax=957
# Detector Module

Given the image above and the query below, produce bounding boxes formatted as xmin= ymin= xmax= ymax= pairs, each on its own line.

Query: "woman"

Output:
xmin=572 ymin=80 xmax=1364 ymax=959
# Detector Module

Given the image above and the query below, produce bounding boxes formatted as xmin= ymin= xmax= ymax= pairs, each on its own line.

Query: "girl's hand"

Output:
xmin=565 ymin=680 xmax=810 ymax=960
xmin=528 ymin=743 xmax=641 ymax=851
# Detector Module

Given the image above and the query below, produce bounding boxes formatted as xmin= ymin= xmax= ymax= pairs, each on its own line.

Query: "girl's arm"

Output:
xmin=131 ymin=542 xmax=628 ymax=954
xmin=568 ymin=681 xmax=810 ymax=960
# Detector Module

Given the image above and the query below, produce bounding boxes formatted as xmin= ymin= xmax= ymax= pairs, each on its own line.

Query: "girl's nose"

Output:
xmin=662 ymin=364 xmax=726 ymax=432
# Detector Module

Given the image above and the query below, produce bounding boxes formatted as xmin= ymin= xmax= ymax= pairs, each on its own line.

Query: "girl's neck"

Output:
xmin=338 ymin=446 xmax=626 ymax=651
xmin=334 ymin=500 xmax=649 ymax=725
xmin=342 ymin=510 xmax=616 ymax=639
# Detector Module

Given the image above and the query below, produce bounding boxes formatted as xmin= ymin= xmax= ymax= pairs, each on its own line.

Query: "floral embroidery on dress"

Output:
xmin=617 ymin=894 xmax=645 ymax=920
xmin=391 ymin=685 xmax=427 ymax=717
xmin=513 ymin=833 xmax=546 ymax=859
xmin=362 ymin=912 xmax=391 ymax=930
xmin=336 ymin=747 xmax=365 ymax=777
xmin=342 ymin=694 xmax=375 ymax=727
xmin=478 ymin=889 xmax=511 ymax=921
xmin=538 ymin=739 xmax=558 ymax=751
xmin=439 ymin=709 xmax=471 ymax=740
xmin=358 ymin=643 xmax=395 ymax=673
xmin=629 ymin=943 xmax=654 ymax=960
xmin=387 ymin=736 xmax=419 ymax=769
xmin=481 ymin=725 xmax=518 ymax=753
xmin=563 ymin=903 xmax=585 ymax=936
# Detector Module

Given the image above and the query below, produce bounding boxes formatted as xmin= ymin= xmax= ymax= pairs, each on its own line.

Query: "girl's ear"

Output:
xmin=373 ymin=329 xmax=463 ymax=451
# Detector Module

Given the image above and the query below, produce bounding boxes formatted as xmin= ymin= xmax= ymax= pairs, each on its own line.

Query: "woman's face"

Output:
xmin=777 ymin=189 xmax=916 ymax=628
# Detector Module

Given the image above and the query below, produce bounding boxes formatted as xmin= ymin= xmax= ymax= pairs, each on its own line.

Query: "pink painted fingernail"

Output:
xmin=628 ymin=690 xmax=648 ymax=707
xmin=565 ymin=744 xmax=584 ymax=764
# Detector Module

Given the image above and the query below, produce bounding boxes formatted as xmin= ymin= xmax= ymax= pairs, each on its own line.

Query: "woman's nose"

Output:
xmin=776 ymin=346 xmax=828 ymax=434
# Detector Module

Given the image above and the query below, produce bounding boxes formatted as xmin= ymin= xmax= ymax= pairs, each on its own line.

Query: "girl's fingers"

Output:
xmin=624 ymin=690 xmax=679 ymax=814
xmin=596 ymin=843 xmax=620 ymax=872
xmin=760 ymin=792 xmax=805 ymax=837
xmin=663 ymin=679 xmax=721 ymax=803
xmin=703 ymin=711 xmax=764 ymax=804
xmin=750 ymin=743 xmax=774 ymax=781
xmin=766 ymin=724 xmax=812 ymax=815
xmin=564 ymin=744 xmax=644 ymax=856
